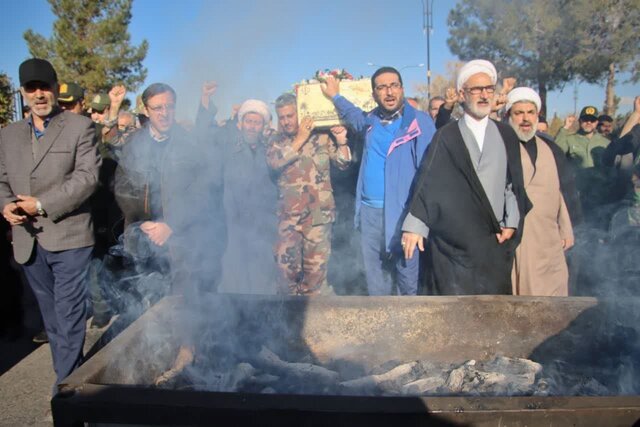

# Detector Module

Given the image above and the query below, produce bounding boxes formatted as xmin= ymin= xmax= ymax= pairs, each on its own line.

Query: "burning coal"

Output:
xmin=155 ymin=345 xmax=617 ymax=398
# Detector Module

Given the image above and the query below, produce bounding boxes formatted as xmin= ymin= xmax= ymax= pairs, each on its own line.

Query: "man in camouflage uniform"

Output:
xmin=267 ymin=93 xmax=351 ymax=295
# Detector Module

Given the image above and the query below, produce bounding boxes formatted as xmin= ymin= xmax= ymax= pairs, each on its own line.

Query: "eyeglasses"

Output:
xmin=147 ymin=104 xmax=176 ymax=113
xmin=464 ymin=85 xmax=496 ymax=95
xmin=374 ymin=82 xmax=402 ymax=92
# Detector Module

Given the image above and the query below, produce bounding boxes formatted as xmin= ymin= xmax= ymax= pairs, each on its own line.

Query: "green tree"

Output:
xmin=566 ymin=0 xmax=640 ymax=116
xmin=24 ymin=0 xmax=148 ymax=96
xmin=0 ymin=72 xmax=15 ymax=127
xmin=447 ymin=0 xmax=578 ymax=117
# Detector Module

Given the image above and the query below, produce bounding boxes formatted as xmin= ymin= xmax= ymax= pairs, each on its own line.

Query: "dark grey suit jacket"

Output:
xmin=0 ymin=110 xmax=101 ymax=264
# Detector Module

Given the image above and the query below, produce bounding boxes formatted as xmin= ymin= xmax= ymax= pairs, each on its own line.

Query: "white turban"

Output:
xmin=456 ymin=59 xmax=497 ymax=91
xmin=506 ymin=87 xmax=541 ymax=113
xmin=237 ymin=99 xmax=271 ymax=124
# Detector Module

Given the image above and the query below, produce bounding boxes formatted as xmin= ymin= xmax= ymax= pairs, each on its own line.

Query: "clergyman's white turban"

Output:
xmin=506 ymin=87 xmax=542 ymax=112
xmin=456 ymin=59 xmax=497 ymax=91
xmin=237 ymin=99 xmax=271 ymax=124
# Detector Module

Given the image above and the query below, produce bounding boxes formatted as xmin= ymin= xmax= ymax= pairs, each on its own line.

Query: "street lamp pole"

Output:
xmin=421 ymin=0 xmax=434 ymax=100
xmin=13 ymin=90 xmax=23 ymax=122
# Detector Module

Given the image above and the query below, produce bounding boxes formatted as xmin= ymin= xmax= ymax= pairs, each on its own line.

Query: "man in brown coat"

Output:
xmin=507 ymin=87 xmax=576 ymax=296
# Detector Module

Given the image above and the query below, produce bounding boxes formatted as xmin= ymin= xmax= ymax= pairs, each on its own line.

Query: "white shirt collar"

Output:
xmin=462 ymin=113 xmax=489 ymax=152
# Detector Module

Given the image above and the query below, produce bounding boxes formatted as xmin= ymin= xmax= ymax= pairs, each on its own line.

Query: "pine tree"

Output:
xmin=447 ymin=0 xmax=579 ymax=117
xmin=0 ymin=72 xmax=15 ymax=127
xmin=24 ymin=0 xmax=148 ymax=96
xmin=565 ymin=0 xmax=640 ymax=116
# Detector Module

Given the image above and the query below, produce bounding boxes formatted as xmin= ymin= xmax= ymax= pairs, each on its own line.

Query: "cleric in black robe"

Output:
xmin=401 ymin=60 xmax=531 ymax=295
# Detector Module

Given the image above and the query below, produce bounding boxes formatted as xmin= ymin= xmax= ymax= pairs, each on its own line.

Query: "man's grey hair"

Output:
xmin=275 ymin=93 xmax=296 ymax=110
xmin=118 ymin=110 xmax=135 ymax=121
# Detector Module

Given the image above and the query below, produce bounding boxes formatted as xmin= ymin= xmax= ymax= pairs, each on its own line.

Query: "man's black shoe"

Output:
xmin=32 ymin=330 xmax=48 ymax=343
xmin=90 ymin=315 xmax=111 ymax=329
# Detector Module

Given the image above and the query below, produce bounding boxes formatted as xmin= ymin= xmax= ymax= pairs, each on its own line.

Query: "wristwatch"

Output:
xmin=36 ymin=200 xmax=45 ymax=216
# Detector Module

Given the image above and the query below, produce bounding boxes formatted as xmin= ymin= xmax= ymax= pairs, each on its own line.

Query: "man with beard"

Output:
xmin=0 ymin=58 xmax=100 ymax=390
xmin=196 ymin=92 xmax=279 ymax=294
xmin=267 ymin=93 xmax=351 ymax=295
xmin=597 ymin=115 xmax=615 ymax=140
xmin=321 ymin=68 xmax=434 ymax=296
xmin=401 ymin=59 xmax=530 ymax=295
xmin=506 ymin=87 xmax=578 ymax=296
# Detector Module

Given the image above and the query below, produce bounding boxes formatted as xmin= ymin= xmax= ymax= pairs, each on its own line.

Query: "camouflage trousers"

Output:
xmin=274 ymin=218 xmax=332 ymax=296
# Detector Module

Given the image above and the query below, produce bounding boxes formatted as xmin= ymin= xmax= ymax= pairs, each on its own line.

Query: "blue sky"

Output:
xmin=1 ymin=0 xmax=638 ymax=120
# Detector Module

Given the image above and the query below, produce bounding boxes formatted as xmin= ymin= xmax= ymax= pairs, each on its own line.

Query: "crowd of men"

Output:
xmin=1 ymin=57 xmax=640 ymax=391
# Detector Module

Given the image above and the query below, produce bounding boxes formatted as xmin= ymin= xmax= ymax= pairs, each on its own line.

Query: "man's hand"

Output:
xmin=562 ymin=237 xmax=575 ymax=251
xmin=108 ymin=85 xmax=127 ymax=121
xmin=296 ymin=117 xmax=315 ymax=142
xmin=2 ymin=202 xmax=27 ymax=225
xmin=109 ymin=85 xmax=126 ymax=107
xmin=496 ymin=227 xmax=515 ymax=244
xmin=16 ymin=195 xmax=39 ymax=216
xmin=321 ymin=75 xmax=340 ymax=99
xmin=492 ymin=93 xmax=508 ymax=112
xmin=501 ymin=77 xmax=517 ymax=95
xmin=444 ymin=87 xmax=458 ymax=110
xmin=230 ymin=104 xmax=241 ymax=119
xmin=633 ymin=95 xmax=640 ymax=114
xmin=402 ymin=232 xmax=425 ymax=260
xmin=140 ymin=221 xmax=172 ymax=246
xmin=330 ymin=125 xmax=347 ymax=145
xmin=564 ymin=114 xmax=576 ymax=130
xmin=201 ymin=81 xmax=218 ymax=110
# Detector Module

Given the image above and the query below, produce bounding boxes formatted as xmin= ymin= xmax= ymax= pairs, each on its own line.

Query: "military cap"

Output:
xmin=58 ymin=82 xmax=84 ymax=103
xmin=90 ymin=93 xmax=111 ymax=113
xmin=579 ymin=106 xmax=598 ymax=121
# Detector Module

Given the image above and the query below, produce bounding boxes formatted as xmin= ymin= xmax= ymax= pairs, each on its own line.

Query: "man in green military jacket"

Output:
xmin=556 ymin=106 xmax=611 ymax=221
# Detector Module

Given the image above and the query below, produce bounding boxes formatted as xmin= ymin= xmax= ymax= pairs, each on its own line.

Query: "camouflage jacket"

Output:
xmin=266 ymin=132 xmax=350 ymax=226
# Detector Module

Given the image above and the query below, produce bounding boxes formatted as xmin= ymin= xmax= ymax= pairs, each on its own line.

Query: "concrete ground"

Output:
xmin=0 ymin=321 xmax=108 ymax=426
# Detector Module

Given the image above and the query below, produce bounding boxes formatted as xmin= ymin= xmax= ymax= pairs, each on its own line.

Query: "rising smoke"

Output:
xmin=82 ymin=1 xmax=640 ymax=402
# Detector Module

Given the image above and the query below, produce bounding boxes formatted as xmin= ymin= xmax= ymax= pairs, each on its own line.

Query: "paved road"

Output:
xmin=0 ymin=323 xmax=107 ymax=426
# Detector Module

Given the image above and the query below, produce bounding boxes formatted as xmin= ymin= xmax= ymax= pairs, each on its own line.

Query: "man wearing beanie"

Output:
xmin=506 ymin=87 xmax=579 ymax=296
xmin=402 ymin=59 xmax=530 ymax=295
xmin=196 ymin=87 xmax=279 ymax=294
xmin=0 ymin=58 xmax=100 ymax=390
